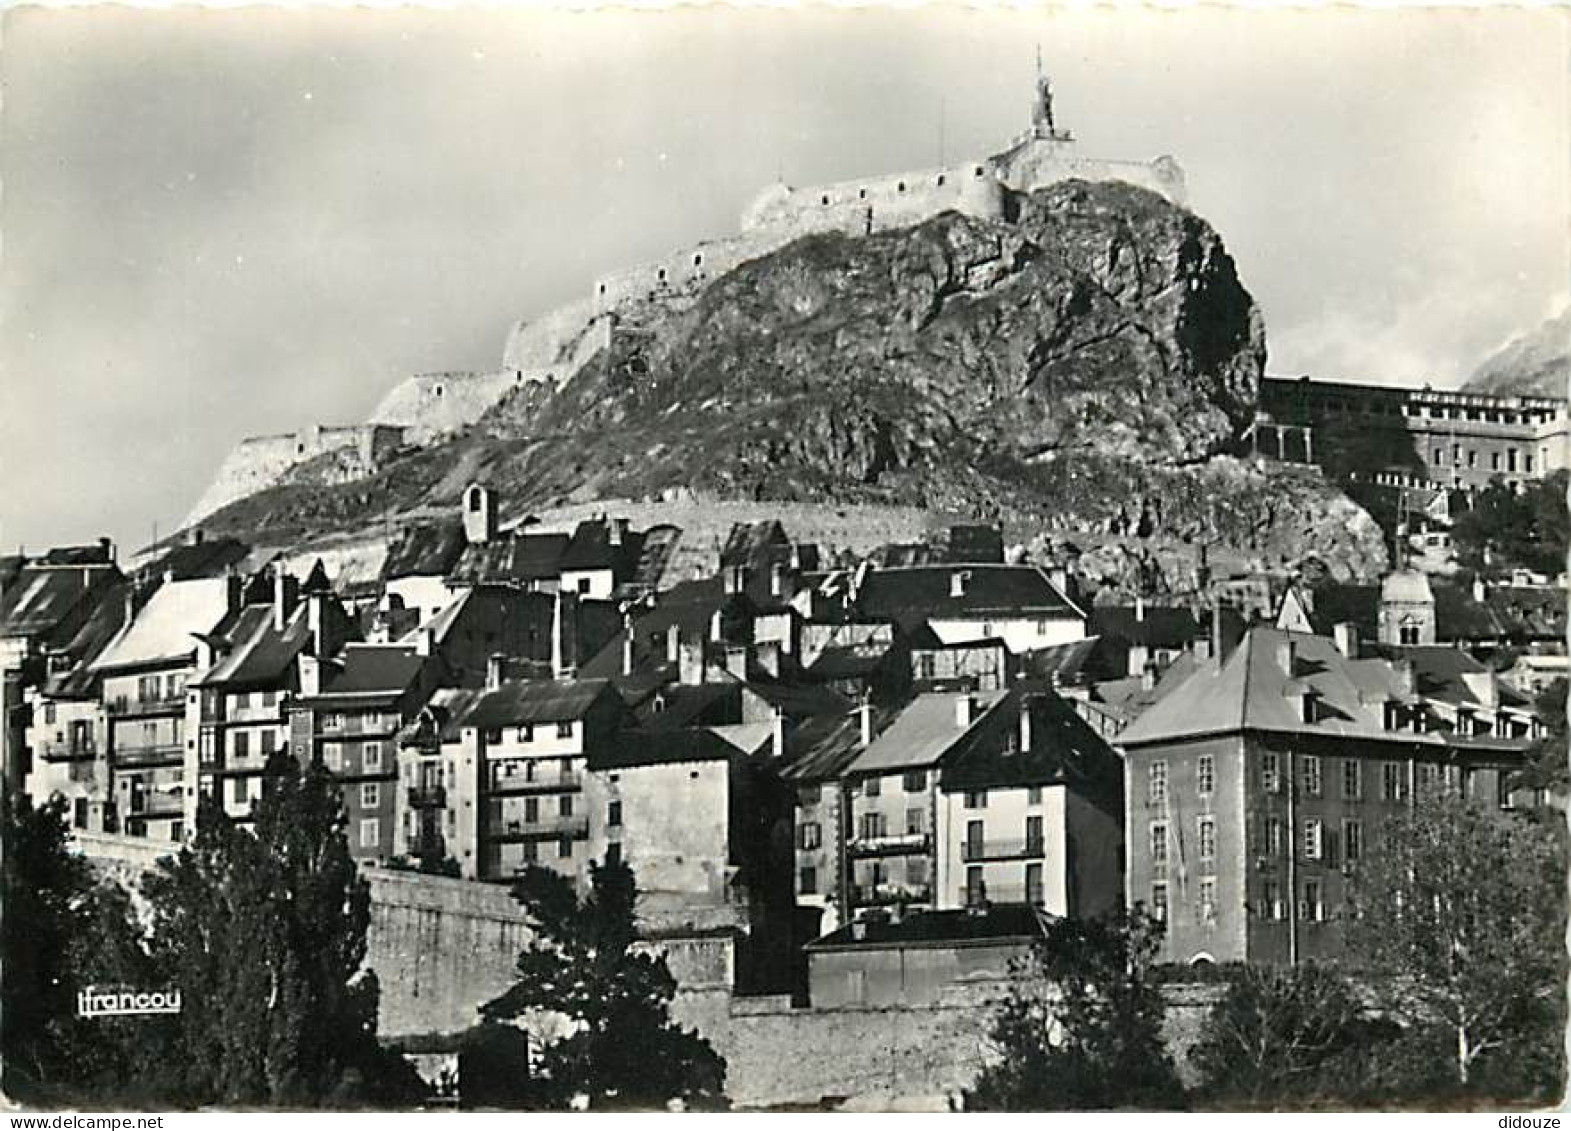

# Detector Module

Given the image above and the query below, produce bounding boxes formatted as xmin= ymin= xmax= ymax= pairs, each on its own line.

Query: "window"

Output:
xmin=1301 ymin=879 xmax=1324 ymax=922
xmin=964 ymin=790 xmax=988 ymax=809
xmin=230 ymin=778 xmax=247 ymax=806
xmin=233 ymin=730 xmax=250 ymax=759
xmin=1491 ymin=451 xmax=1501 ymax=471
xmin=363 ymin=742 xmax=382 ymax=772
xmin=1197 ymin=755 xmax=1215 ymax=796
xmin=559 ymin=794 xmax=574 ymax=817
xmin=1302 ymin=755 xmax=1322 ymax=796
xmin=905 ymin=857 xmax=927 ymax=885
xmin=1266 ymin=816 xmax=1284 ymax=855
xmin=904 ymin=808 xmax=924 ymax=836
xmin=556 ymin=721 xmax=573 ymax=739
xmin=865 ymin=777 xmax=882 ymax=798
xmin=1261 ymin=752 xmax=1281 ymax=793
xmin=557 ymin=838 xmax=572 ymax=859
xmin=1303 ymin=818 xmax=1323 ymax=861
xmin=262 ymin=690 xmax=277 ymax=708
xmin=1027 ymin=786 xmax=1042 ymax=805
xmin=1150 ymin=821 xmax=1168 ymax=867
xmin=1025 ymin=862 xmax=1044 ymax=907
xmin=1199 ymin=878 xmax=1217 ymax=922
xmin=1382 ymin=761 xmax=1406 ymax=802
xmin=902 ymin=770 xmax=926 ymax=792
xmin=1151 ymin=882 xmax=1169 ymax=922
xmin=73 ymin=797 xmax=88 ymax=829
xmin=605 ymin=843 xmax=621 ymax=865
xmin=1026 ymin=814 xmax=1043 ymax=854
xmin=483 ymin=728 xmax=502 ymax=745
xmin=966 ymin=819 xmax=984 ymax=854
xmin=799 ymin=821 xmax=821 ymax=850
xmin=361 ymin=783 xmax=380 ymax=809
xmin=608 ymin=801 xmax=622 ymax=828
xmin=799 ymin=866 xmax=818 ymax=895
xmin=965 ymin=865 xmax=985 ymax=905
xmin=1149 ymin=761 xmax=1168 ymax=804
xmin=1341 ymin=758 xmax=1362 ymax=800
xmin=260 ymin=729 xmax=276 ymax=756
xmin=1263 ymin=879 xmax=1283 ymax=921
xmin=323 ymin=712 xmax=343 ymax=731
xmin=1343 ymin=819 xmax=1362 ymax=864
xmin=859 ymin=812 xmax=886 ymax=840
xmin=360 ymin=818 xmax=380 ymax=849
xmin=522 ymin=840 xmax=538 ymax=863
xmin=1198 ymin=817 xmax=1216 ymax=860
xmin=524 ymin=797 xmax=539 ymax=823
xmin=517 ymin=724 xmax=534 ymax=743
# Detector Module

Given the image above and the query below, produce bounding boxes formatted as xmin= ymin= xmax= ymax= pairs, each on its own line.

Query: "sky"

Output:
xmin=2 ymin=5 xmax=1567 ymax=556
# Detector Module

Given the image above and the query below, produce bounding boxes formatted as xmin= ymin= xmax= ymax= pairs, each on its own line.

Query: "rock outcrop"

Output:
xmin=1466 ymin=306 xmax=1570 ymax=399
xmin=191 ymin=180 xmax=1387 ymax=584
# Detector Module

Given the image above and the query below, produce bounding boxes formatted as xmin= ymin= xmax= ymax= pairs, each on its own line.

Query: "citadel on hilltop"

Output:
xmin=184 ymin=73 xmax=1188 ymax=529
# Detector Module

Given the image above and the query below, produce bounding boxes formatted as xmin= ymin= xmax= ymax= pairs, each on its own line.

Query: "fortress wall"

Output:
xmin=500 ymin=296 xmax=603 ymax=372
xmin=183 ymin=423 xmax=402 ymax=529
xmin=370 ymin=371 xmax=523 ymax=442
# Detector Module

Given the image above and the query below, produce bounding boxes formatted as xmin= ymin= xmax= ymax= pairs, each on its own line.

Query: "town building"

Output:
xmin=1116 ymin=624 xmax=1543 ymax=966
xmin=852 ymin=564 xmax=1086 ymax=654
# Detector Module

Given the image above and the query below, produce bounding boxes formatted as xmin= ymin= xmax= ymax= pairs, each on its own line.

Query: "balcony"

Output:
xmin=410 ymin=832 xmax=447 ymax=859
xmin=38 ymin=740 xmax=97 ymax=763
xmin=847 ymin=831 xmax=932 ymax=859
xmin=489 ymin=770 xmax=582 ymax=796
xmin=107 ymin=695 xmax=187 ymax=719
xmin=958 ymin=885 xmax=1043 ymax=908
xmin=487 ymin=814 xmax=590 ymax=843
xmin=114 ymin=743 xmax=186 ymax=767
xmin=850 ymin=883 xmax=933 ymax=907
xmin=962 ymin=837 xmax=1046 ymax=863
xmin=407 ymin=784 xmax=447 ymax=809
xmin=128 ymin=791 xmax=184 ymax=819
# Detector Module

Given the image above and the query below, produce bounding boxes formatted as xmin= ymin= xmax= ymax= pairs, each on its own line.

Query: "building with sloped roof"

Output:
xmin=1117 ymin=623 xmax=1543 ymax=966
xmin=853 ymin=563 xmax=1085 ymax=654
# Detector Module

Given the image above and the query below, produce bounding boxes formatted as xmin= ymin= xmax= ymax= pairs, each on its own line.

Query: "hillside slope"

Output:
xmin=1466 ymin=306 xmax=1570 ymax=398
xmin=192 ymin=180 xmax=1386 ymax=583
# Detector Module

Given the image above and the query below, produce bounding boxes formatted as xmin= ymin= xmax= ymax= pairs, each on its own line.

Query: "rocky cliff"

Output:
xmin=1466 ymin=306 xmax=1570 ymax=399
xmin=191 ymin=180 xmax=1387 ymax=584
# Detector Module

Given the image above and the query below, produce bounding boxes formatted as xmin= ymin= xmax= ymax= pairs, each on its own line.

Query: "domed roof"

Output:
xmin=1380 ymin=569 xmax=1434 ymax=604
xmin=741 ymin=180 xmax=795 ymax=230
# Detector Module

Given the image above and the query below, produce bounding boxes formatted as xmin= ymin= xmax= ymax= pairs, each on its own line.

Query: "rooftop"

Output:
xmin=854 ymin=564 xmax=1083 ymax=624
xmin=806 ymin=904 xmax=1049 ymax=950
xmin=92 ymin=578 xmax=233 ymax=672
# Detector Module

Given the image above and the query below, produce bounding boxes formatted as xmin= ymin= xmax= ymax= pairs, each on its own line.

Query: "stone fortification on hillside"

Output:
xmin=184 ymin=75 xmax=1186 ymax=531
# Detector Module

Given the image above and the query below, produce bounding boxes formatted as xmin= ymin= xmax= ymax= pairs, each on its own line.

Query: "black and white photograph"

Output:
xmin=0 ymin=1 xmax=1567 ymax=1113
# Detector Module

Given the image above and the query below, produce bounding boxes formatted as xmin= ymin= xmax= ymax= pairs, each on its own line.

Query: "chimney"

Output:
xmin=1048 ymin=567 xmax=1071 ymax=600
xmin=1391 ymin=657 xmax=1416 ymax=699
xmin=1333 ymin=622 xmax=1359 ymax=660
xmin=187 ymin=527 xmax=205 ymax=547
xmin=771 ymin=706 xmax=785 ymax=758
xmin=272 ymin=570 xmax=296 ymax=633
xmin=307 ymin=593 xmax=327 ymax=659
xmin=859 ymin=700 xmax=874 ymax=747
xmin=415 ymin=626 xmax=434 ymax=658
xmin=723 ymin=565 xmax=744 ymax=596
xmin=1276 ymin=638 xmax=1296 ymax=676
xmin=621 ymin=625 xmax=636 ymax=678
xmin=1135 ymin=594 xmax=1146 ymax=622
xmin=1127 ymin=643 xmax=1150 ymax=679
xmin=1211 ymin=603 xmax=1226 ymax=662
xmin=666 ymin=625 xmax=681 ymax=665
xmin=1017 ymin=698 xmax=1033 ymax=753
xmin=769 ymin=562 xmax=786 ymax=599
xmin=955 ymin=693 xmax=979 ymax=728
xmin=609 ymin=517 xmax=627 ymax=547
xmin=299 ymin=653 xmax=322 ymax=697
xmin=1141 ymin=666 xmax=1157 ymax=693
xmin=950 ymin=570 xmax=970 ymax=599
xmin=723 ymin=644 xmax=748 ymax=681
xmin=486 ymin=654 xmax=506 ymax=691
xmin=1472 ymin=575 xmax=1487 ymax=603
xmin=99 ymin=536 xmax=116 ymax=564
xmin=678 ymin=637 xmax=706 ymax=686
xmin=552 ymin=591 xmax=579 ymax=679
xmin=709 ymin=607 xmax=725 ymax=643
xmin=226 ymin=570 xmax=244 ymax=613
xmin=1192 ymin=635 xmax=1213 ymax=663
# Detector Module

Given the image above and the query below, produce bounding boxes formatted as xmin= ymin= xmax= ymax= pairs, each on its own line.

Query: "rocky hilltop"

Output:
xmin=1465 ymin=306 xmax=1570 ymax=399
xmin=192 ymin=180 xmax=1386 ymax=586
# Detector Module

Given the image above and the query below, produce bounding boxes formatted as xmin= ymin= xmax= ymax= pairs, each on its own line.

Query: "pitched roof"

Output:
xmin=306 ymin=643 xmax=429 ymax=700
xmin=1381 ymin=570 xmax=1434 ymax=604
xmin=719 ymin=520 xmax=790 ymax=570
xmin=458 ymin=678 xmax=615 ymax=729
xmin=135 ymin=536 xmax=250 ymax=584
xmin=198 ymin=604 xmax=312 ymax=689
xmin=589 ymin=726 xmax=745 ymax=771
xmin=855 ymin=564 xmax=1083 ymax=623
xmin=449 ymin=532 xmax=569 ymax=587
xmin=0 ymin=565 xmax=120 ymax=640
xmin=92 ymin=578 xmax=233 ymax=671
xmin=1117 ymin=626 xmax=1455 ymax=748
xmin=1306 ymin=584 xmax=1379 ymax=639
xmin=42 ymin=583 xmax=135 ymax=698
xmin=560 ymin=518 xmax=644 ymax=576
xmin=844 ymin=689 xmax=1011 ymax=775
xmin=781 ymin=705 xmax=901 ymax=784
xmin=383 ymin=521 xmax=468 ymax=580
xmin=1087 ymin=606 xmax=1203 ymax=651
xmin=1019 ymin=636 xmax=1101 ymax=685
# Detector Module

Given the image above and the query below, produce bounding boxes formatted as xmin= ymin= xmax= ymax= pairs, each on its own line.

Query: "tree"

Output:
xmin=965 ymin=908 xmax=1186 ymax=1110
xmin=1451 ymin=472 xmax=1569 ymax=575
xmin=1347 ymin=794 xmax=1568 ymax=1098
xmin=481 ymin=858 xmax=727 ymax=1110
xmin=1512 ymin=678 xmax=1568 ymax=796
xmin=1189 ymin=964 xmax=1389 ymax=1106
xmin=138 ymin=757 xmax=424 ymax=1107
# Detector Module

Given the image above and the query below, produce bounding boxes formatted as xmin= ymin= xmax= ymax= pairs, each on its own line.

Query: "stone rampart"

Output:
xmin=183 ymin=423 xmax=405 ymax=530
